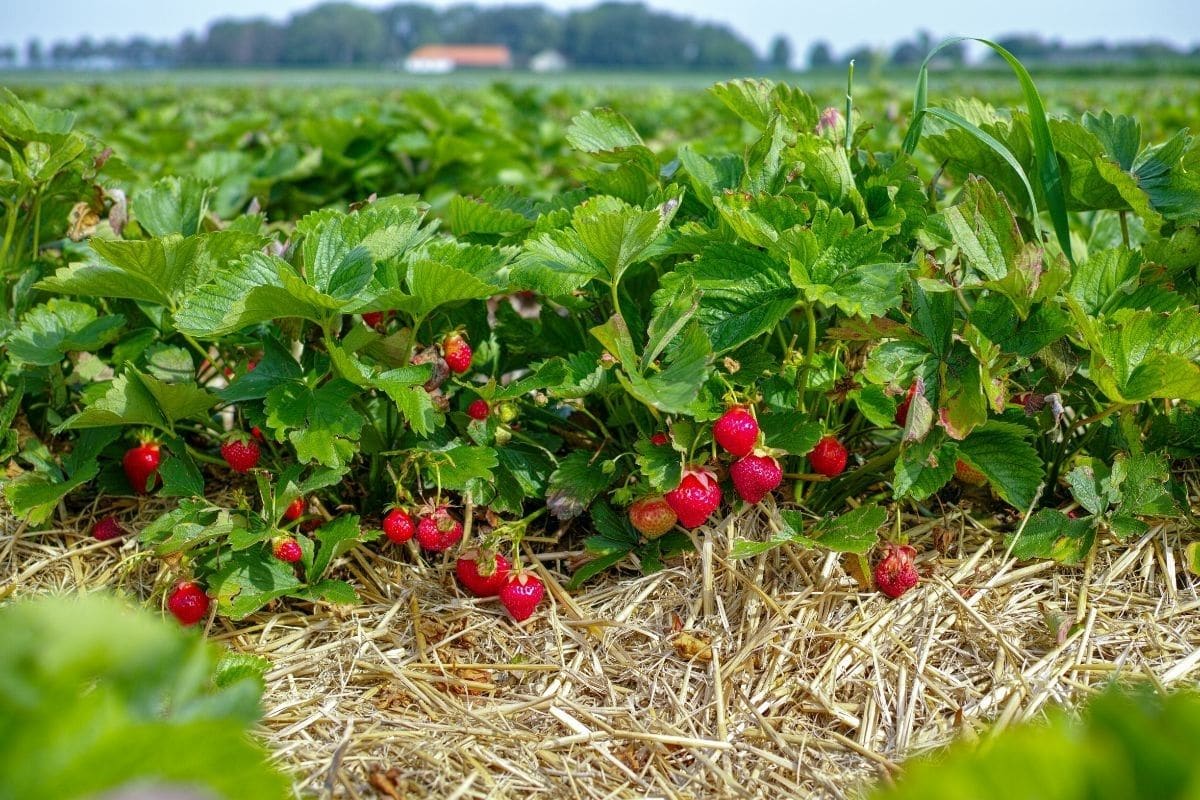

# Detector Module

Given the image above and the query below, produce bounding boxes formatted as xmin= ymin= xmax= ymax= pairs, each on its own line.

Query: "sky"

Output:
xmin=4 ymin=0 xmax=1199 ymax=56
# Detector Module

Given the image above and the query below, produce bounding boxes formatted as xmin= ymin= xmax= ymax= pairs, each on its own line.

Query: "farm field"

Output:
xmin=2 ymin=61 xmax=1200 ymax=799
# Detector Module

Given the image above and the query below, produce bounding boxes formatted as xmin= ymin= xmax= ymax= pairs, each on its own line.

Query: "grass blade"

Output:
xmin=903 ymin=37 xmax=1074 ymax=264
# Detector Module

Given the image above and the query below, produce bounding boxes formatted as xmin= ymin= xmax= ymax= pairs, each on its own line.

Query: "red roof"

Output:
xmin=407 ymin=45 xmax=513 ymax=67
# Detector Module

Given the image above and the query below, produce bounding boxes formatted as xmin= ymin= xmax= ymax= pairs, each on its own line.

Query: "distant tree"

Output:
xmin=377 ymin=3 xmax=442 ymax=59
xmin=197 ymin=19 xmax=285 ymax=66
xmin=992 ymin=34 xmax=1052 ymax=61
xmin=563 ymin=2 xmax=754 ymax=69
xmin=25 ymin=39 xmax=43 ymax=68
xmin=808 ymin=40 xmax=834 ymax=69
xmin=281 ymin=2 xmax=387 ymax=65
xmin=0 ymin=46 xmax=16 ymax=68
xmin=452 ymin=5 xmax=564 ymax=61
xmin=768 ymin=35 xmax=792 ymax=70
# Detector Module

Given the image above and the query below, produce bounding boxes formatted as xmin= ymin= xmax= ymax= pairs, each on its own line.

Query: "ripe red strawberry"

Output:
xmin=220 ymin=436 xmax=260 ymax=472
xmin=467 ymin=399 xmax=490 ymax=420
xmin=382 ymin=508 xmax=415 ymax=544
xmin=954 ymin=458 xmax=987 ymax=486
xmin=273 ymin=537 xmax=303 ymax=563
xmin=712 ymin=406 xmax=758 ymax=457
xmin=250 ymin=426 xmax=264 ymax=441
xmin=628 ymin=495 xmax=677 ymax=538
xmin=123 ymin=441 xmax=161 ymax=494
xmin=93 ymin=516 xmax=124 ymax=542
xmin=499 ymin=571 xmax=545 ymax=621
xmin=874 ymin=544 xmax=919 ymax=599
xmin=283 ymin=496 xmax=306 ymax=522
xmin=895 ymin=383 xmax=919 ymax=426
xmin=664 ymin=466 xmax=722 ymax=529
xmin=456 ymin=550 xmax=512 ymax=597
xmin=650 ymin=432 xmax=669 ymax=447
xmin=415 ymin=507 xmax=464 ymax=552
xmin=167 ymin=581 xmax=210 ymax=626
xmin=729 ymin=454 xmax=782 ymax=504
xmin=442 ymin=332 xmax=473 ymax=374
xmin=809 ymin=436 xmax=849 ymax=477
xmin=362 ymin=310 xmax=392 ymax=328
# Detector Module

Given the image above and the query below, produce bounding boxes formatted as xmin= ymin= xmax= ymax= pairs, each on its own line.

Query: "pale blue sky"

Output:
xmin=4 ymin=0 xmax=1198 ymax=55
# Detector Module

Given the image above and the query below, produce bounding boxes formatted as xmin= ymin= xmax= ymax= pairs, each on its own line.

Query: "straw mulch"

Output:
xmin=3 ymin=498 xmax=1199 ymax=800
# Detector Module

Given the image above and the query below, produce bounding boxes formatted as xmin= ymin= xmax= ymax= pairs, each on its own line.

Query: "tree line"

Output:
xmin=6 ymin=2 xmax=1199 ymax=72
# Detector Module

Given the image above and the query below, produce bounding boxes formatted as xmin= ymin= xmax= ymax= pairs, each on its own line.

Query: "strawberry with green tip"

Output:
xmin=954 ymin=458 xmax=987 ymax=486
xmin=729 ymin=453 xmax=782 ymax=504
xmin=220 ymin=435 xmax=260 ymax=473
xmin=167 ymin=581 xmax=210 ymax=626
xmin=628 ymin=495 xmax=678 ymax=538
xmin=456 ymin=550 xmax=512 ymax=597
xmin=809 ymin=436 xmax=849 ymax=477
xmin=442 ymin=332 xmax=473 ymax=374
xmin=123 ymin=440 xmax=161 ymax=494
xmin=499 ymin=570 xmax=545 ymax=621
xmin=664 ymin=466 xmax=722 ymax=529
xmin=273 ymin=537 xmax=303 ymax=563
xmin=712 ymin=406 xmax=758 ymax=457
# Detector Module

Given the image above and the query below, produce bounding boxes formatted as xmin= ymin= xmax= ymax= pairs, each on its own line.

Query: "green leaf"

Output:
xmin=132 ymin=176 xmax=212 ymax=237
xmin=4 ymin=429 xmax=116 ymax=523
xmin=307 ymin=514 xmax=364 ymax=582
xmin=664 ymin=243 xmax=798 ymax=353
xmin=894 ymin=435 xmax=956 ymax=501
xmin=373 ymin=366 xmax=440 ymax=436
xmin=211 ymin=549 xmax=304 ymax=619
xmin=220 ymin=338 xmax=304 ymax=403
xmin=1066 ymin=465 xmax=1107 ymax=516
xmin=618 ymin=323 xmax=713 ymax=415
xmin=1111 ymin=452 xmax=1177 ymax=518
xmin=265 ymin=379 xmax=364 ymax=467
xmin=1007 ymin=509 xmax=1095 ymax=564
xmin=174 ymin=251 xmax=335 ymax=337
xmin=958 ymin=422 xmax=1044 ymax=509
xmin=448 ymin=192 xmax=534 ymax=235
xmin=1079 ymin=307 xmax=1200 ymax=403
xmin=939 ymin=178 xmax=1062 ymax=319
xmin=566 ymin=108 xmax=655 ymax=174
xmin=158 ymin=451 xmax=205 ymax=498
xmin=971 ymin=295 xmax=1071 ymax=358
xmin=547 ymin=451 xmax=615 ymax=520
xmin=39 ymin=231 xmax=266 ymax=311
xmin=571 ymin=195 xmax=673 ymax=285
xmin=61 ymin=370 xmax=214 ymax=433
xmin=784 ymin=208 xmax=906 ymax=319
xmin=634 ymin=437 xmax=683 ymax=493
xmin=0 ymin=594 xmax=289 ymax=799
xmin=7 ymin=299 xmax=124 ymax=367
xmin=709 ymin=79 xmax=776 ymax=128
xmin=759 ymin=411 xmax=823 ymax=456
xmin=809 ymin=505 xmax=887 ymax=553
xmin=422 ymin=445 xmax=498 ymax=492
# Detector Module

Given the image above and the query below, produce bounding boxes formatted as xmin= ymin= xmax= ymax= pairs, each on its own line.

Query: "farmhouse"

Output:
xmin=403 ymin=44 xmax=513 ymax=73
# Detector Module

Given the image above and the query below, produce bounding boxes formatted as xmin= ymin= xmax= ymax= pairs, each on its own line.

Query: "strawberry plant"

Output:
xmin=0 ymin=594 xmax=288 ymax=799
xmin=2 ymin=43 xmax=1198 ymax=623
